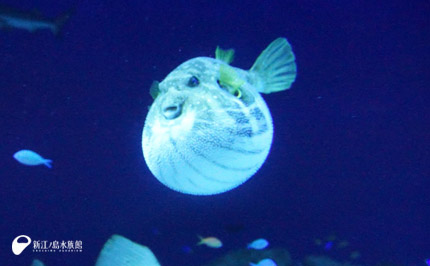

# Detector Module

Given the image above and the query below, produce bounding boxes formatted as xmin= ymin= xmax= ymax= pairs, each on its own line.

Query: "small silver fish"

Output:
xmin=196 ymin=235 xmax=223 ymax=248
xmin=250 ymin=258 xmax=277 ymax=266
xmin=247 ymin=238 xmax=269 ymax=250
xmin=142 ymin=38 xmax=296 ymax=195
xmin=0 ymin=4 xmax=72 ymax=35
xmin=13 ymin=150 xmax=52 ymax=168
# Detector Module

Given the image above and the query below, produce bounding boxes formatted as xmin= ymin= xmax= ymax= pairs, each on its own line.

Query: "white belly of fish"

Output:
xmin=142 ymin=97 xmax=273 ymax=195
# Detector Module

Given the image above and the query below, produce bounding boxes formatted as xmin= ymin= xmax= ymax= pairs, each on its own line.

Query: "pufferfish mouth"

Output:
xmin=160 ymin=95 xmax=186 ymax=120
xmin=162 ymin=103 xmax=183 ymax=120
xmin=151 ymin=101 xmax=196 ymax=140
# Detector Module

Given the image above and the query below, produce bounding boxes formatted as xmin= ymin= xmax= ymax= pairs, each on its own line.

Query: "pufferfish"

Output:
xmin=142 ymin=37 xmax=296 ymax=195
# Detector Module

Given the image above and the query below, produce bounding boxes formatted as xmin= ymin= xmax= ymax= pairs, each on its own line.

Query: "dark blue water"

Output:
xmin=1 ymin=0 xmax=428 ymax=265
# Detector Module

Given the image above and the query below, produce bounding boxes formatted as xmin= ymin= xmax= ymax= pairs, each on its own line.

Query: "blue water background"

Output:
xmin=0 ymin=0 xmax=428 ymax=265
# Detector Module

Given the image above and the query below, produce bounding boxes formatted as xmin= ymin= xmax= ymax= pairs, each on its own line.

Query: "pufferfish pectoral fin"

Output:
xmin=219 ymin=64 xmax=245 ymax=95
xmin=250 ymin=38 xmax=297 ymax=94
xmin=149 ymin=80 xmax=160 ymax=99
xmin=215 ymin=46 xmax=235 ymax=64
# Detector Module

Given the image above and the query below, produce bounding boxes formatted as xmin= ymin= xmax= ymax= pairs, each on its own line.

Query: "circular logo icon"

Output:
xmin=12 ymin=235 xmax=32 ymax=255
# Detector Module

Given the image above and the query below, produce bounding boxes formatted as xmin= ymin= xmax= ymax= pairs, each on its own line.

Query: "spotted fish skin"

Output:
xmin=142 ymin=38 xmax=296 ymax=195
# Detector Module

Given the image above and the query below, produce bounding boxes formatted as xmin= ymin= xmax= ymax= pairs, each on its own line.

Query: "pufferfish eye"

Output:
xmin=232 ymin=88 xmax=242 ymax=98
xmin=187 ymin=76 xmax=200 ymax=87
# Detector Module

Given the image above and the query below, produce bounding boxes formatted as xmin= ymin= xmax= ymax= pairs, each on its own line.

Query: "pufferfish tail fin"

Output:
xmin=250 ymin=38 xmax=297 ymax=94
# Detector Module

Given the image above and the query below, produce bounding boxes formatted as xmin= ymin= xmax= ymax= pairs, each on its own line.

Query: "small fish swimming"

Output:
xmin=196 ymin=235 xmax=222 ymax=248
xmin=250 ymin=258 xmax=277 ymax=266
xmin=13 ymin=150 xmax=52 ymax=168
xmin=142 ymin=37 xmax=297 ymax=195
xmin=0 ymin=4 xmax=72 ymax=35
xmin=247 ymin=238 xmax=269 ymax=250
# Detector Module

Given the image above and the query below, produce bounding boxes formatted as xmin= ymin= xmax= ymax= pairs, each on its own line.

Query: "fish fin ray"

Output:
xmin=150 ymin=81 xmax=160 ymax=99
xmin=215 ymin=46 xmax=235 ymax=64
xmin=43 ymin=159 xmax=52 ymax=168
xmin=196 ymin=235 xmax=204 ymax=245
xmin=250 ymin=37 xmax=297 ymax=93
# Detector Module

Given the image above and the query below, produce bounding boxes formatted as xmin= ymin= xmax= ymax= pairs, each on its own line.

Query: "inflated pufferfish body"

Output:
xmin=142 ymin=38 xmax=297 ymax=195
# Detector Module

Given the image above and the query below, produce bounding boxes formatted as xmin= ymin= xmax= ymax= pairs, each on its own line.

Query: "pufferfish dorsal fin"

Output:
xmin=219 ymin=64 xmax=244 ymax=94
xmin=215 ymin=46 xmax=235 ymax=64
xmin=149 ymin=80 xmax=160 ymax=99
